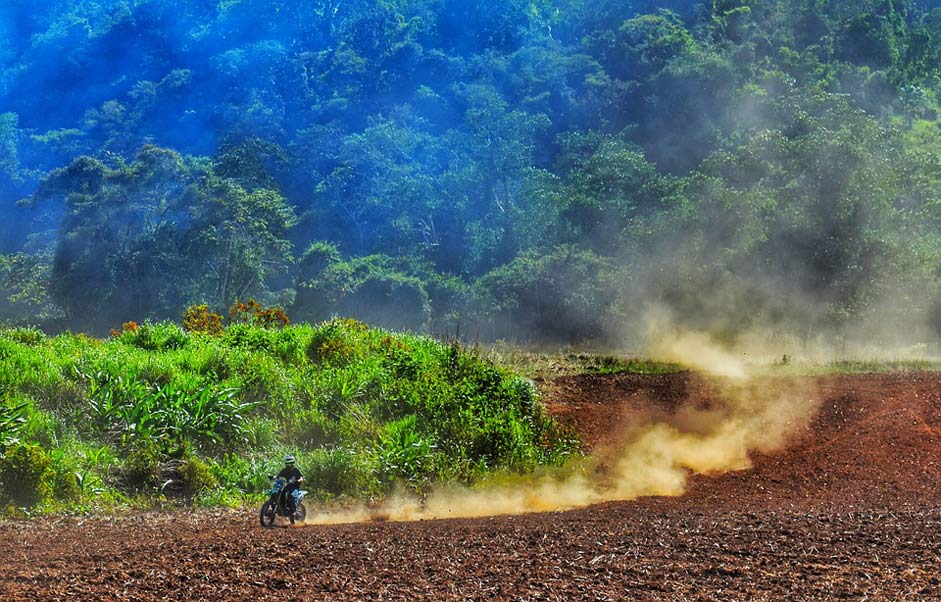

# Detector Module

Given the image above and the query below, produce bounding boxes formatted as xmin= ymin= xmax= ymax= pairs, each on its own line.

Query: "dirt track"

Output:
xmin=3 ymin=372 xmax=941 ymax=600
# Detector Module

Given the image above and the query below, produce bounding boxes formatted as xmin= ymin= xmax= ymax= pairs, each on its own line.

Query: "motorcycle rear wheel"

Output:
xmin=259 ymin=500 xmax=277 ymax=528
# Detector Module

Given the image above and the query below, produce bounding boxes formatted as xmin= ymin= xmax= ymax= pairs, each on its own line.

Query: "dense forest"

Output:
xmin=3 ymin=0 xmax=941 ymax=348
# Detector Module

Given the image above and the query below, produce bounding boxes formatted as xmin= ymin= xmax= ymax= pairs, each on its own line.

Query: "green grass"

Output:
xmin=481 ymin=345 xmax=682 ymax=379
xmin=762 ymin=357 xmax=941 ymax=376
xmin=0 ymin=320 xmax=577 ymax=514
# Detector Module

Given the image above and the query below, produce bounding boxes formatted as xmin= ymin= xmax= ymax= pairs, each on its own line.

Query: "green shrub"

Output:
xmin=312 ymin=366 xmax=370 ymax=421
xmin=378 ymin=414 xmax=436 ymax=489
xmin=223 ymin=323 xmax=275 ymax=351
xmin=22 ymin=406 xmax=63 ymax=449
xmin=304 ymin=447 xmax=379 ymax=500
xmin=121 ymin=439 xmax=162 ymax=492
xmin=83 ymin=370 xmax=253 ymax=450
xmin=31 ymin=379 xmax=83 ymax=414
xmin=0 ymin=338 xmax=60 ymax=393
xmin=3 ymin=327 xmax=46 ymax=346
xmin=72 ymin=444 xmax=116 ymax=500
xmin=119 ymin=322 xmax=189 ymax=351
xmin=220 ymin=455 xmax=276 ymax=495
xmin=0 ymin=401 xmax=27 ymax=448
xmin=194 ymin=486 xmax=243 ymax=508
xmin=232 ymin=350 xmax=290 ymax=411
xmin=306 ymin=319 xmax=367 ymax=366
xmin=272 ymin=328 xmax=309 ymax=366
xmin=0 ymin=443 xmax=53 ymax=507
xmin=242 ymin=417 xmax=278 ymax=449
xmin=188 ymin=344 xmax=231 ymax=379
xmin=179 ymin=454 xmax=218 ymax=497
xmin=182 ymin=305 xmax=223 ymax=335
xmin=291 ymin=409 xmax=339 ymax=448
xmin=209 ymin=454 xmax=251 ymax=490
xmin=49 ymin=448 xmax=82 ymax=502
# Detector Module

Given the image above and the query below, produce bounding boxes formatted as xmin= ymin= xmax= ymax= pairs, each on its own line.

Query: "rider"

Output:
xmin=276 ymin=454 xmax=303 ymax=522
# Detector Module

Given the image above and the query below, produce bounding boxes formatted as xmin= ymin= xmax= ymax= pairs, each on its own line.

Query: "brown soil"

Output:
xmin=3 ymin=371 xmax=941 ymax=600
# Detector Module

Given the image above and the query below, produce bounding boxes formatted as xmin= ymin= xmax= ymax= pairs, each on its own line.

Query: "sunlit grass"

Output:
xmin=480 ymin=345 xmax=682 ymax=379
xmin=0 ymin=320 xmax=579 ymax=513
xmin=764 ymin=358 xmax=941 ymax=376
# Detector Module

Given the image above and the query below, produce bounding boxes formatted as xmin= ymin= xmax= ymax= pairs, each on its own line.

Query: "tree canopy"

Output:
xmin=3 ymin=0 xmax=941 ymax=346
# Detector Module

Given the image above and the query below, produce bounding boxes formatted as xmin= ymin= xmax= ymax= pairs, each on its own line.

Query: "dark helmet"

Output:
xmin=285 ymin=454 xmax=296 ymax=466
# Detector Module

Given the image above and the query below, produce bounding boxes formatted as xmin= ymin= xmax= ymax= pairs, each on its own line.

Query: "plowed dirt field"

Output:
xmin=3 ymin=371 xmax=941 ymax=601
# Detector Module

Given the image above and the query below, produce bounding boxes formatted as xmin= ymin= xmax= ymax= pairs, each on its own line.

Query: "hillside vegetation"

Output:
xmin=0 ymin=318 xmax=574 ymax=513
xmin=1 ymin=1 xmax=941 ymax=348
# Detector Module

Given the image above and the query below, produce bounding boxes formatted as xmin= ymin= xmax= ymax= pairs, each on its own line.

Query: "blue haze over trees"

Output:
xmin=2 ymin=0 xmax=941 ymax=346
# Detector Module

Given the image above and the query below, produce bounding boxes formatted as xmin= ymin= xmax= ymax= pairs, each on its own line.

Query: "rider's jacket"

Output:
xmin=276 ymin=466 xmax=303 ymax=483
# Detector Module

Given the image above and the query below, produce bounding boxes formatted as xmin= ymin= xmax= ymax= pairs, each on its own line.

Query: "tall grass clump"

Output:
xmin=0 ymin=316 xmax=577 ymax=512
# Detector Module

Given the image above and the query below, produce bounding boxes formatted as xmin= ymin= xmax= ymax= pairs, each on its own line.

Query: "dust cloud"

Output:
xmin=304 ymin=320 xmax=821 ymax=525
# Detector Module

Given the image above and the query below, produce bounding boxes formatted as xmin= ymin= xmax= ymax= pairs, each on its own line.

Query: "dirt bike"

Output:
xmin=259 ymin=476 xmax=308 ymax=527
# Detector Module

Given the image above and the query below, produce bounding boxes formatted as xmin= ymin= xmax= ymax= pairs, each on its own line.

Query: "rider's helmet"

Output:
xmin=285 ymin=454 xmax=296 ymax=466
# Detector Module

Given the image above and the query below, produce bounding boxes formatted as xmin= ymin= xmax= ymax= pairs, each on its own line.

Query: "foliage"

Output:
xmin=182 ymin=305 xmax=223 ymax=335
xmin=0 ymin=442 xmax=53 ymax=507
xmin=0 ymin=320 xmax=576 ymax=509
xmin=296 ymin=251 xmax=434 ymax=332
xmin=0 ymin=253 xmax=60 ymax=325
xmin=229 ymin=299 xmax=290 ymax=329
xmin=22 ymin=147 xmax=296 ymax=332
xmin=2 ymin=0 xmax=941 ymax=346
xmin=0 ymin=401 xmax=27 ymax=448
xmin=178 ymin=453 xmax=219 ymax=497
xmin=113 ymin=321 xmax=189 ymax=351
xmin=303 ymin=446 xmax=379 ymax=500
xmin=82 ymin=371 xmax=253 ymax=449
xmin=378 ymin=414 xmax=436 ymax=490
xmin=470 ymin=245 xmax=620 ymax=344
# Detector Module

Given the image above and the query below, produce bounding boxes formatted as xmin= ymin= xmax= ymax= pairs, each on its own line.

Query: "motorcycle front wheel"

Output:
xmin=259 ymin=500 xmax=277 ymax=528
xmin=293 ymin=502 xmax=307 ymax=524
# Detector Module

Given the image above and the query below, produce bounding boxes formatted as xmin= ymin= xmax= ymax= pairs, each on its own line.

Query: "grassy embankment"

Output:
xmin=482 ymin=345 xmax=941 ymax=378
xmin=0 ymin=320 xmax=576 ymax=515
xmin=788 ymin=359 xmax=941 ymax=375
xmin=481 ymin=346 xmax=682 ymax=380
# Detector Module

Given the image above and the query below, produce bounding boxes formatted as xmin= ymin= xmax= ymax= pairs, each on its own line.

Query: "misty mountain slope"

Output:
xmin=0 ymin=0 xmax=940 ymax=349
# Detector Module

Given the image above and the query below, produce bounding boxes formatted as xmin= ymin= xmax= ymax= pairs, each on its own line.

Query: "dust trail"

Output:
xmin=305 ymin=326 xmax=821 ymax=525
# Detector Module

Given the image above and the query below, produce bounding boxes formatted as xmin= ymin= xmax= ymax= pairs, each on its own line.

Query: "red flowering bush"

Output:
xmin=182 ymin=305 xmax=223 ymax=335
xmin=229 ymin=299 xmax=289 ymax=329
